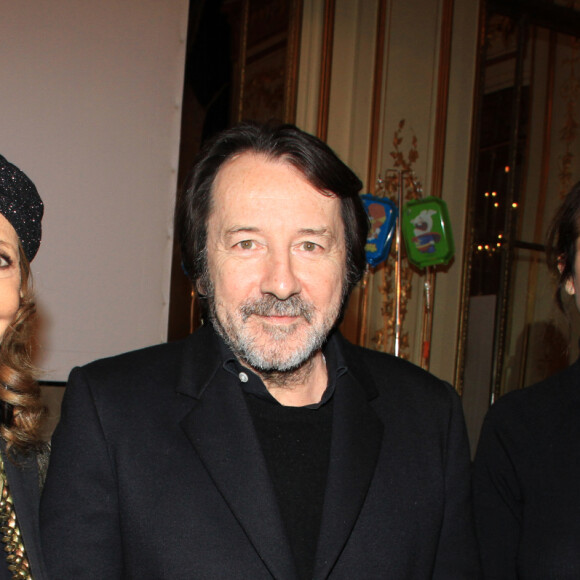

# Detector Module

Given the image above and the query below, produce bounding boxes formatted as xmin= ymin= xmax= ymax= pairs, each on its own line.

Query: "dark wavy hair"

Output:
xmin=546 ymin=181 xmax=580 ymax=311
xmin=176 ymin=122 xmax=369 ymax=296
xmin=0 ymin=244 xmax=44 ymax=454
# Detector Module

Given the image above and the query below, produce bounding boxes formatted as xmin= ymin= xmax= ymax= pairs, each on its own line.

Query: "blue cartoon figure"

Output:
xmin=361 ymin=194 xmax=397 ymax=266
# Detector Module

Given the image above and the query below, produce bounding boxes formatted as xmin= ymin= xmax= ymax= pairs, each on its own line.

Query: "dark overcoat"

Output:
xmin=41 ymin=325 xmax=479 ymax=579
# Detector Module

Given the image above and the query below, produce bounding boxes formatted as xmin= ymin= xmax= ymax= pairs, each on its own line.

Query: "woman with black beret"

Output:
xmin=0 ymin=155 xmax=47 ymax=580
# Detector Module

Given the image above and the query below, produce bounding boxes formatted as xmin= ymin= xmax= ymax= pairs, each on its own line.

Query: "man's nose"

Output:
xmin=260 ymin=251 xmax=301 ymax=299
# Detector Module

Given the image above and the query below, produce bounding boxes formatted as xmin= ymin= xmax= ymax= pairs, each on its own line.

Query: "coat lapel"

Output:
xmin=313 ymin=349 xmax=384 ymax=580
xmin=176 ymin=327 xmax=383 ymax=580
xmin=177 ymin=327 xmax=298 ymax=580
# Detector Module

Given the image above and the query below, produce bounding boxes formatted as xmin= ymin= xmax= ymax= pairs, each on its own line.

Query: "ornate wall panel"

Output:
xmin=295 ymin=0 xmax=480 ymax=377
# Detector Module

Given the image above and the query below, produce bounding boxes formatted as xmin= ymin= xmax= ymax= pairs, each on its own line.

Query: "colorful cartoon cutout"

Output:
xmin=402 ymin=197 xmax=454 ymax=268
xmin=361 ymin=194 xmax=398 ymax=266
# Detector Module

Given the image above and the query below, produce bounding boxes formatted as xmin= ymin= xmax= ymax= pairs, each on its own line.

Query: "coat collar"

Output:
xmin=174 ymin=323 xmax=225 ymax=400
xmin=175 ymin=324 xmax=380 ymax=402
xmin=178 ymin=324 xmax=384 ymax=580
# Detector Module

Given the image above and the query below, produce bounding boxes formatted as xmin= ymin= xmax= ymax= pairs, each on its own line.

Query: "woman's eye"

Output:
xmin=0 ymin=254 xmax=12 ymax=268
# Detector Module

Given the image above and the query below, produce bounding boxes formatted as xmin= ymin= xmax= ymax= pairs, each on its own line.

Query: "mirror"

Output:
xmin=458 ymin=0 xmax=580 ymax=453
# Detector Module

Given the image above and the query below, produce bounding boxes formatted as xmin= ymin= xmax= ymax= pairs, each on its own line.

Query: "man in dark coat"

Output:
xmin=40 ymin=123 xmax=480 ymax=579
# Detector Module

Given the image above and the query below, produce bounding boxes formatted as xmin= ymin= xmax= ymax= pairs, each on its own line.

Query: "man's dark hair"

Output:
xmin=547 ymin=180 xmax=580 ymax=310
xmin=176 ymin=122 xmax=369 ymax=295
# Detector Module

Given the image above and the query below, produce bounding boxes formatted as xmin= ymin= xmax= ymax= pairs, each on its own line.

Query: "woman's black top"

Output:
xmin=473 ymin=359 xmax=580 ymax=579
xmin=0 ymin=442 xmax=48 ymax=580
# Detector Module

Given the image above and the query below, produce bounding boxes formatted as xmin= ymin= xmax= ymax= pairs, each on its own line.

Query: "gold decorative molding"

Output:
xmin=356 ymin=0 xmax=388 ymax=348
xmin=366 ymin=0 xmax=388 ymax=194
xmin=284 ymin=0 xmax=304 ymax=123
xmin=317 ymin=0 xmax=335 ymax=140
xmin=369 ymin=121 xmax=423 ymax=359
xmin=453 ymin=0 xmax=486 ymax=396
xmin=236 ymin=0 xmax=250 ymax=123
xmin=420 ymin=0 xmax=454 ymax=370
xmin=234 ymin=0 xmax=303 ymax=125
xmin=430 ymin=0 xmax=454 ymax=200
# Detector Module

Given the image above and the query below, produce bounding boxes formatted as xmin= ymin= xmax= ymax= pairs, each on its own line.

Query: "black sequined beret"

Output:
xmin=0 ymin=155 xmax=43 ymax=262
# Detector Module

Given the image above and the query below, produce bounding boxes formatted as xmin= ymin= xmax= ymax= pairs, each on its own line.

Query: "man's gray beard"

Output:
xmin=207 ymin=292 xmax=340 ymax=374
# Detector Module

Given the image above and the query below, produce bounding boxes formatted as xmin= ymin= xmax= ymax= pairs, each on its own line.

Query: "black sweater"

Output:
xmin=245 ymin=393 xmax=333 ymax=580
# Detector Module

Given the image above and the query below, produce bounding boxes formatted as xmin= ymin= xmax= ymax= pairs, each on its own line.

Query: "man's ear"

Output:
xmin=557 ymin=259 xmax=576 ymax=295
xmin=196 ymin=280 xmax=207 ymax=298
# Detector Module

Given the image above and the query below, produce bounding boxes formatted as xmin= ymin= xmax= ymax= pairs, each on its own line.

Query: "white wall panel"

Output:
xmin=0 ymin=0 xmax=189 ymax=380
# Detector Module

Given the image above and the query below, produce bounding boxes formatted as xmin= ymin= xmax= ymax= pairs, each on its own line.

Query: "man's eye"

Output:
xmin=237 ymin=240 xmax=254 ymax=250
xmin=302 ymin=242 xmax=318 ymax=251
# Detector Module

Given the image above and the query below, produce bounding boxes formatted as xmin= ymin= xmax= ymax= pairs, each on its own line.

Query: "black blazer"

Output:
xmin=41 ymin=325 xmax=480 ymax=579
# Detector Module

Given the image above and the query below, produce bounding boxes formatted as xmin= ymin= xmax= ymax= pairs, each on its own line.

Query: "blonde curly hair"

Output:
xmin=0 ymin=243 xmax=44 ymax=454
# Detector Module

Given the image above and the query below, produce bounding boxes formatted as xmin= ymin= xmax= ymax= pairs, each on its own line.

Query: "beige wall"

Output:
xmin=430 ymin=0 xmax=480 ymax=383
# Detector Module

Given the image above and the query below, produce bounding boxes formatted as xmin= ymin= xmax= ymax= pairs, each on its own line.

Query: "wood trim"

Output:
xmin=516 ymin=28 xmax=556 ymax=390
xmin=366 ymin=0 xmax=388 ymax=194
xmin=316 ymin=0 xmax=335 ymax=140
xmin=235 ymin=0 xmax=250 ymax=123
xmin=419 ymin=0 xmax=455 ymax=370
xmin=490 ymin=20 xmax=528 ymax=404
xmin=284 ymin=0 xmax=304 ymax=122
xmin=357 ymin=0 xmax=388 ymax=347
xmin=534 ymin=30 xmax=556 ymax=242
xmin=454 ymin=0 xmax=487 ymax=394
xmin=430 ymin=0 xmax=454 ymax=199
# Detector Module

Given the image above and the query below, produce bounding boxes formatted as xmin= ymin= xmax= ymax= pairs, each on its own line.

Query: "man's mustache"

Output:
xmin=240 ymin=295 xmax=314 ymax=323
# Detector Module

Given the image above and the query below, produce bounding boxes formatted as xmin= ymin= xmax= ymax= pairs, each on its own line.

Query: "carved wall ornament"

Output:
xmin=369 ymin=120 xmax=423 ymax=359
xmin=485 ymin=14 xmax=517 ymax=59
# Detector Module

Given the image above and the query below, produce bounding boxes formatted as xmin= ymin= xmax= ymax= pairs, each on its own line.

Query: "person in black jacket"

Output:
xmin=41 ymin=122 xmax=480 ymax=579
xmin=473 ymin=181 xmax=580 ymax=579
xmin=0 ymin=155 xmax=47 ymax=580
